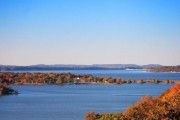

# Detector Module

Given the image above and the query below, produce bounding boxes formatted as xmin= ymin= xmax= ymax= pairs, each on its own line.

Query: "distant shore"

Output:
xmin=0 ymin=64 xmax=180 ymax=73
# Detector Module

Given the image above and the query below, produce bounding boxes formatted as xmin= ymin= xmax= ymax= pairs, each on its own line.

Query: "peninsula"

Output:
xmin=0 ymin=78 xmax=18 ymax=96
xmin=0 ymin=72 xmax=178 ymax=86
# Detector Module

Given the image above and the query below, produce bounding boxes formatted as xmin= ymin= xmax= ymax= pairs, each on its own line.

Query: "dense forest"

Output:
xmin=86 ymin=84 xmax=180 ymax=120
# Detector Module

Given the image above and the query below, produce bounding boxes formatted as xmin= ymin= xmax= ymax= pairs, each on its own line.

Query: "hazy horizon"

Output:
xmin=0 ymin=0 xmax=180 ymax=66
xmin=0 ymin=63 xmax=179 ymax=66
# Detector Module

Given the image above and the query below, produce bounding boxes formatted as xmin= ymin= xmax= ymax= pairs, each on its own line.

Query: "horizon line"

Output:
xmin=0 ymin=64 xmax=179 ymax=66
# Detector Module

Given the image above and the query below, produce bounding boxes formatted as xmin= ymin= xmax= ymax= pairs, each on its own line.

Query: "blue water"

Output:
xmin=8 ymin=70 xmax=180 ymax=80
xmin=0 ymin=84 xmax=173 ymax=120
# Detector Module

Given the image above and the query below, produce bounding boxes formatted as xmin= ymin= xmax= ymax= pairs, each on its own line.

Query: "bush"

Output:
xmin=86 ymin=85 xmax=180 ymax=120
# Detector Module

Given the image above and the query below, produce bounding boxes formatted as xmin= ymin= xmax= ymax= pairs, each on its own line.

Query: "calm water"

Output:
xmin=8 ymin=69 xmax=180 ymax=80
xmin=0 ymin=84 xmax=173 ymax=120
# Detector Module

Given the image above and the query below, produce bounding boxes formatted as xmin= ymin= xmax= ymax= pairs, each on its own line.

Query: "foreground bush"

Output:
xmin=86 ymin=84 xmax=180 ymax=120
xmin=86 ymin=112 xmax=125 ymax=120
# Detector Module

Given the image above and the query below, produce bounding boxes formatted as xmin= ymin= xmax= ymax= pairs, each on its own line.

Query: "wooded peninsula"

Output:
xmin=0 ymin=72 xmax=179 ymax=96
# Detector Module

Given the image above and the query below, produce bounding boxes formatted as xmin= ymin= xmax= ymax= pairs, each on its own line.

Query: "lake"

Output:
xmin=0 ymin=84 xmax=173 ymax=120
xmin=7 ymin=69 xmax=180 ymax=80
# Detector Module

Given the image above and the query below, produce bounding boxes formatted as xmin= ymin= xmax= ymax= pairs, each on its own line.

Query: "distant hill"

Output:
xmin=150 ymin=66 xmax=180 ymax=72
xmin=92 ymin=64 xmax=142 ymax=69
xmin=0 ymin=64 xmax=143 ymax=71
xmin=142 ymin=64 xmax=163 ymax=69
xmin=0 ymin=64 xmax=176 ymax=71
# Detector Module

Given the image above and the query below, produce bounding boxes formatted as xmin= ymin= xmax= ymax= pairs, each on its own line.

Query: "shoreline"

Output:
xmin=1 ymin=69 xmax=180 ymax=73
xmin=1 ymin=72 xmax=180 ymax=96
xmin=12 ymin=80 xmax=180 ymax=86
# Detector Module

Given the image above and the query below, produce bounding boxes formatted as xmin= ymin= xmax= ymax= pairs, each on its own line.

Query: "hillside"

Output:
xmin=150 ymin=66 xmax=180 ymax=72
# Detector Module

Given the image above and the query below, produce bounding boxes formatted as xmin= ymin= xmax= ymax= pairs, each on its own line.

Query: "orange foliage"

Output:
xmin=160 ymin=84 xmax=180 ymax=101
xmin=86 ymin=84 xmax=180 ymax=120
xmin=124 ymin=84 xmax=180 ymax=120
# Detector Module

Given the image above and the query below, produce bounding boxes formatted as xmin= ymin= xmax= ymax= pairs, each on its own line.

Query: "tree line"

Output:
xmin=0 ymin=72 xmax=176 ymax=85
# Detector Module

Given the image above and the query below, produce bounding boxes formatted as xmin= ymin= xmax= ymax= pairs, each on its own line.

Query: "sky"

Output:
xmin=0 ymin=0 xmax=180 ymax=66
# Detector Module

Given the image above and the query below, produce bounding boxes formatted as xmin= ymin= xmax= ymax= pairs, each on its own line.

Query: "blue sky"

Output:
xmin=0 ymin=0 xmax=180 ymax=65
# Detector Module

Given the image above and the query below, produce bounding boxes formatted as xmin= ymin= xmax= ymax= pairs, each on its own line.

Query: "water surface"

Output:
xmin=0 ymin=84 xmax=173 ymax=120
xmin=7 ymin=70 xmax=180 ymax=80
